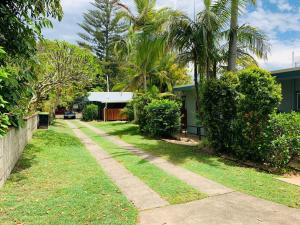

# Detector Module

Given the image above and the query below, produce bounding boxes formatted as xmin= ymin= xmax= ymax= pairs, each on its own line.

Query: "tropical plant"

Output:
xmin=31 ymin=40 xmax=101 ymax=114
xmin=233 ymin=67 xmax=282 ymax=160
xmin=82 ymin=104 xmax=99 ymax=121
xmin=116 ymin=0 xmax=178 ymax=91
xmin=0 ymin=0 xmax=63 ymax=58
xmin=145 ymin=99 xmax=181 ymax=137
xmin=0 ymin=48 xmax=10 ymax=136
xmin=217 ymin=0 xmax=257 ymax=71
xmin=168 ymin=14 xmax=205 ymax=117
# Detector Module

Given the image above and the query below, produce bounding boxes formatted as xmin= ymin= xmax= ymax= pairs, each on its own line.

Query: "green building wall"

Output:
xmin=277 ymin=78 xmax=300 ymax=112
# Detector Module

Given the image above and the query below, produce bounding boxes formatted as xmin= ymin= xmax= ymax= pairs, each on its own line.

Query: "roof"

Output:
xmin=87 ymin=92 xmax=133 ymax=103
xmin=173 ymin=84 xmax=194 ymax=92
xmin=271 ymin=67 xmax=300 ymax=79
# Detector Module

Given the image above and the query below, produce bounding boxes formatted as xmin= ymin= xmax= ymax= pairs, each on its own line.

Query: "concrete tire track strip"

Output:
xmin=68 ymin=120 xmax=300 ymax=225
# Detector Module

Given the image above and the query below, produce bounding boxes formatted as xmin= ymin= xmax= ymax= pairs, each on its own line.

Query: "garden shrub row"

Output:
xmin=82 ymin=104 xmax=98 ymax=121
xmin=202 ymin=67 xmax=300 ymax=170
xmin=125 ymin=90 xmax=181 ymax=138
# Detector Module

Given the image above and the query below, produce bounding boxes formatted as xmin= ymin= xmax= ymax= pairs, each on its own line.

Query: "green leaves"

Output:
xmin=144 ymin=99 xmax=181 ymax=137
xmin=201 ymin=67 xmax=287 ymax=169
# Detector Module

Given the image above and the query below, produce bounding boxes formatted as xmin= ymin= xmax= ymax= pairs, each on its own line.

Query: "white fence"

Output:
xmin=0 ymin=115 xmax=38 ymax=187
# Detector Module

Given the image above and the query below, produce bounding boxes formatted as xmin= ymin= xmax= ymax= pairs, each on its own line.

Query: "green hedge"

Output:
xmin=263 ymin=113 xmax=300 ymax=168
xmin=233 ymin=67 xmax=282 ymax=160
xmin=144 ymin=99 xmax=181 ymax=137
xmin=82 ymin=104 xmax=98 ymax=121
xmin=201 ymin=67 xmax=299 ymax=170
xmin=201 ymin=72 xmax=238 ymax=153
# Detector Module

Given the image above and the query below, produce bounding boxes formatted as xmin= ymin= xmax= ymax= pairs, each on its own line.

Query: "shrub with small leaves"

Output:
xmin=233 ymin=67 xmax=282 ymax=160
xmin=262 ymin=112 xmax=300 ymax=169
xmin=82 ymin=104 xmax=98 ymax=121
xmin=201 ymin=72 xmax=239 ymax=152
xmin=144 ymin=99 xmax=181 ymax=137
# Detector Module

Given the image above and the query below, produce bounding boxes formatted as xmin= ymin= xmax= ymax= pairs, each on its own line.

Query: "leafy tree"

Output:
xmin=78 ymin=0 xmax=125 ymax=89
xmin=0 ymin=48 xmax=10 ymax=136
xmin=31 ymin=40 xmax=102 ymax=114
xmin=0 ymin=0 xmax=63 ymax=58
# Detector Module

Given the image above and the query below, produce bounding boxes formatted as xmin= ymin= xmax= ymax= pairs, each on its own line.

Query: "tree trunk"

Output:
xmin=143 ymin=72 xmax=147 ymax=92
xmin=213 ymin=61 xmax=217 ymax=78
xmin=228 ymin=0 xmax=238 ymax=71
xmin=194 ymin=60 xmax=201 ymax=119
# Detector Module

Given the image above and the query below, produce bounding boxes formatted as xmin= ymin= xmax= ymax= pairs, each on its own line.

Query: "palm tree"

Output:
xmin=223 ymin=0 xmax=257 ymax=71
xmin=115 ymin=0 xmax=178 ymax=91
xmin=168 ymin=15 xmax=205 ymax=116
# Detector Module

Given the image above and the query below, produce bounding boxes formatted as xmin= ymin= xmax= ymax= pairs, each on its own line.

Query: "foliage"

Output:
xmin=144 ymin=99 xmax=181 ymax=137
xmin=116 ymin=0 xmax=182 ymax=91
xmin=201 ymin=67 xmax=284 ymax=167
xmin=78 ymin=0 xmax=126 ymax=89
xmin=122 ymin=101 xmax=134 ymax=121
xmin=201 ymin=72 xmax=239 ymax=152
xmin=262 ymin=113 xmax=300 ymax=169
xmin=132 ymin=92 xmax=157 ymax=132
xmin=32 ymin=40 xmax=101 ymax=114
xmin=82 ymin=104 xmax=99 ymax=121
xmin=0 ymin=0 xmax=62 ymax=134
xmin=0 ymin=50 xmax=10 ymax=135
xmin=0 ymin=0 xmax=63 ymax=58
xmin=233 ymin=67 xmax=282 ymax=160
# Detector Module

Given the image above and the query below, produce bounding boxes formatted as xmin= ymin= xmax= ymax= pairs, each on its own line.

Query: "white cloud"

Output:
xmin=269 ymin=0 xmax=293 ymax=12
xmin=43 ymin=0 xmax=300 ymax=70
xmin=258 ymin=39 xmax=300 ymax=70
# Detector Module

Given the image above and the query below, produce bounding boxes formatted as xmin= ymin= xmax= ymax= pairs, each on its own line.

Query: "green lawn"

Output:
xmin=90 ymin=121 xmax=300 ymax=208
xmin=0 ymin=121 xmax=137 ymax=225
xmin=73 ymin=120 xmax=206 ymax=204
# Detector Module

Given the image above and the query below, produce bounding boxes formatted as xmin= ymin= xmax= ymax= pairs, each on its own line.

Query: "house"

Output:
xmin=173 ymin=84 xmax=201 ymax=135
xmin=273 ymin=67 xmax=300 ymax=112
xmin=86 ymin=92 xmax=133 ymax=121
xmin=174 ymin=67 xmax=300 ymax=135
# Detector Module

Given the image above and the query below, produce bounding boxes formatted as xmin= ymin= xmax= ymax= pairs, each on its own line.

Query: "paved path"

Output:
xmin=78 ymin=121 xmax=232 ymax=197
xmin=66 ymin=121 xmax=168 ymax=211
xmin=76 ymin=121 xmax=300 ymax=225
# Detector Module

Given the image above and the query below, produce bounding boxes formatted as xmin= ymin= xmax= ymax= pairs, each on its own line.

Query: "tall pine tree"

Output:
xmin=78 ymin=0 xmax=126 ymax=89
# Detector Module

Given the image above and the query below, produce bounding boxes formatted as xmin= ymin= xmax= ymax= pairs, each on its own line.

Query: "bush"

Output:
xmin=233 ymin=67 xmax=282 ymax=160
xmin=122 ymin=101 xmax=134 ymax=121
xmin=144 ymin=99 xmax=181 ymax=137
xmin=201 ymin=67 xmax=283 ymax=166
xmin=201 ymin=73 xmax=239 ymax=152
xmin=133 ymin=92 xmax=157 ymax=132
xmin=262 ymin=113 xmax=300 ymax=169
xmin=82 ymin=104 xmax=98 ymax=121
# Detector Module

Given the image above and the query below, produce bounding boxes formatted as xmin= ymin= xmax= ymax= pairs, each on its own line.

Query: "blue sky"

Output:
xmin=43 ymin=0 xmax=300 ymax=70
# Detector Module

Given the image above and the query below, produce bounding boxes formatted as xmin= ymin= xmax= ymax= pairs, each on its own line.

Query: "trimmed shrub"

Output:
xmin=262 ymin=112 xmax=300 ymax=169
xmin=133 ymin=92 xmax=157 ymax=132
xmin=122 ymin=101 xmax=134 ymax=121
xmin=82 ymin=104 xmax=98 ymax=121
xmin=144 ymin=99 xmax=181 ymax=137
xmin=201 ymin=73 xmax=239 ymax=152
xmin=233 ymin=67 xmax=282 ymax=160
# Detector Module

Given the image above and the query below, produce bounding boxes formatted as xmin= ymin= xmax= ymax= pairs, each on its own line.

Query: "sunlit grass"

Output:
xmin=91 ymin=121 xmax=300 ymax=208
xmin=0 ymin=121 xmax=137 ymax=225
xmin=73 ymin=120 xmax=206 ymax=205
